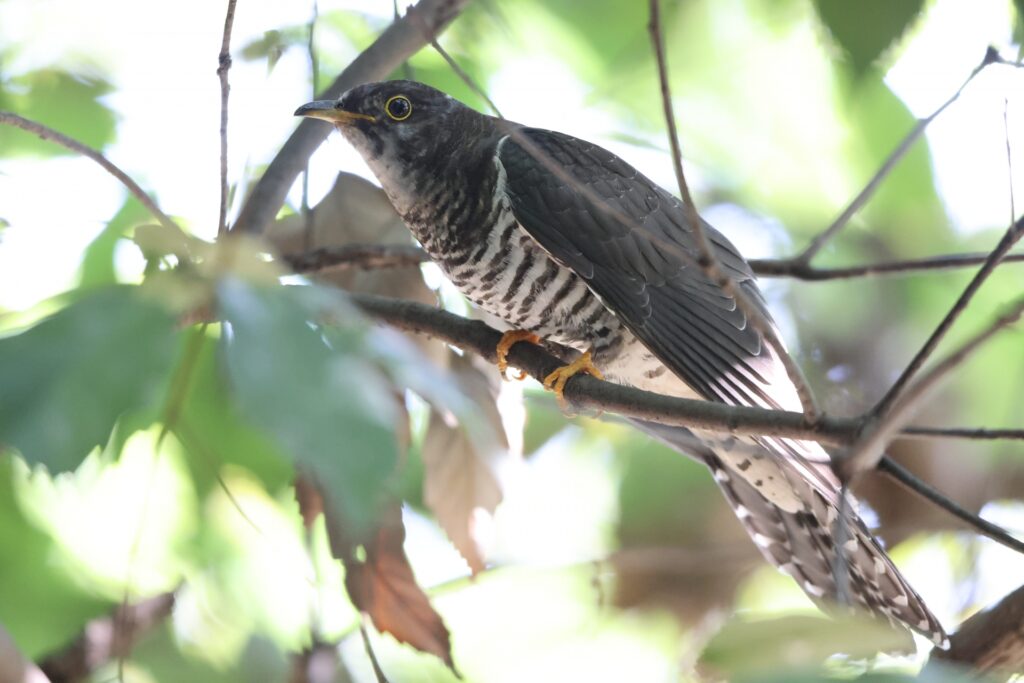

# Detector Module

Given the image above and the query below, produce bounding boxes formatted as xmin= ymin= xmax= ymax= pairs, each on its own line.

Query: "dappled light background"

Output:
xmin=1 ymin=1 xmax=1023 ymax=681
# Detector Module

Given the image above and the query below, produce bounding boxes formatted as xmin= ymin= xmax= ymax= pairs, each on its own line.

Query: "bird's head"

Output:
xmin=296 ymin=80 xmax=487 ymax=177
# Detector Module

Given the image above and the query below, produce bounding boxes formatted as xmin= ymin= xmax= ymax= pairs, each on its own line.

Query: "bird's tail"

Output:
xmin=631 ymin=419 xmax=948 ymax=648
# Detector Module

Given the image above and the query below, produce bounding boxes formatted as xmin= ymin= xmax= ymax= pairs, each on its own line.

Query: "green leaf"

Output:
xmin=78 ymin=197 xmax=151 ymax=289
xmin=175 ymin=331 xmax=293 ymax=495
xmin=218 ymin=280 xmax=399 ymax=532
xmin=0 ymin=457 xmax=113 ymax=658
xmin=0 ymin=287 xmax=178 ymax=472
xmin=0 ymin=69 xmax=117 ymax=157
xmin=813 ymin=0 xmax=925 ymax=75
xmin=699 ymin=614 xmax=912 ymax=679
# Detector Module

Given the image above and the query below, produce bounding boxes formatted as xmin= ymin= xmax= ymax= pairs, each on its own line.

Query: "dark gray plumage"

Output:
xmin=296 ymin=80 xmax=947 ymax=648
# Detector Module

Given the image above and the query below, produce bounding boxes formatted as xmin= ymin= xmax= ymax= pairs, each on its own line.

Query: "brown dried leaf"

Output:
xmin=293 ymin=474 xmax=323 ymax=529
xmin=422 ymin=352 xmax=509 ymax=574
xmin=325 ymin=501 xmax=456 ymax=671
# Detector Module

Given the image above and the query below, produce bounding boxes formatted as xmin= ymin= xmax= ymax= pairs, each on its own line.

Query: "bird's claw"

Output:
xmin=496 ymin=330 xmax=540 ymax=380
xmin=543 ymin=349 xmax=604 ymax=410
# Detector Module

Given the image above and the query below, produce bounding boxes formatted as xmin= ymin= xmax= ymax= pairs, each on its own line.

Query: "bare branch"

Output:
xmin=352 ymin=292 xmax=848 ymax=442
xmin=217 ymin=0 xmax=238 ymax=236
xmin=359 ymin=621 xmax=391 ymax=683
xmin=232 ymin=0 xmax=472 ymax=236
xmin=873 ymin=215 xmax=1024 ymax=419
xmin=749 ymin=251 xmax=1024 ymax=280
xmin=37 ymin=592 xmax=176 ymax=681
xmin=347 ymin=292 xmax=1024 ymax=556
xmin=412 ymin=18 xmax=504 ymax=118
xmin=898 ymin=426 xmax=1024 ymax=441
xmin=647 ymin=0 xmax=820 ymax=421
xmin=0 ymin=112 xmax=179 ymax=232
xmin=878 ymin=458 xmax=1024 ymax=555
xmin=930 ymin=582 xmax=1024 ymax=674
xmin=284 ymin=243 xmax=429 ymax=273
xmin=842 ymin=295 xmax=1024 ymax=479
xmin=795 ymin=47 xmax=1004 ymax=265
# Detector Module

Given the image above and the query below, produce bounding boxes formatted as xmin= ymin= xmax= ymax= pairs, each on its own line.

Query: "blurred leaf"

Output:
xmin=240 ymin=27 xmax=308 ymax=72
xmin=421 ymin=353 xmax=506 ymax=574
xmin=699 ymin=614 xmax=912 ymax=678
xmin=324 ymin=500 xmax=455 ymax=671
xmin=218 ymin=280 xmax=398 ymax=532
xmin=0 ymin=286 xmax=177 ymax=472
xmin=78 ymin=196 xmax=150 ymax=289
xmin=813 ymin=0 xmax=925 ymax=75
xmin=0 ymin=458 xmax=112 ymax=658
xmin=1015 ymin=0 xmax=1024 ymax=61
xmin=175 ymin=332 xmax=292 ymax=496
xmin=0 ymin=69 xmax=116 ymax=157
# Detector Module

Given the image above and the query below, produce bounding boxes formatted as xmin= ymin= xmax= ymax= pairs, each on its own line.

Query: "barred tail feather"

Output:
xmin=706 ymin=450 xmax=948 ymax=648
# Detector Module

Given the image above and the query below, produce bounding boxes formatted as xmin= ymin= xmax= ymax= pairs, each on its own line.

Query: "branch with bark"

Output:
xmin=231 ymin=0 xmax=472 ymax=236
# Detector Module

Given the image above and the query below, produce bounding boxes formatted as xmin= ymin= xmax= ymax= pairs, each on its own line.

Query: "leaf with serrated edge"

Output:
xmin=0 ymin=286 xmax=177 ymax=472
xmin=324 ymin=498 xmax=456 ymax=671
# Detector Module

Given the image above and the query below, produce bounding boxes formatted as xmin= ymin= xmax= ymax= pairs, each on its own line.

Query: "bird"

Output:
xmin=295 ymin=80 xmax=947 ymax=648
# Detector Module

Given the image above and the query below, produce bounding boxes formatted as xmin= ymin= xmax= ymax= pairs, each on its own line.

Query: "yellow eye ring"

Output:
xmin=385 ymin=95 xmax=412 ymax=121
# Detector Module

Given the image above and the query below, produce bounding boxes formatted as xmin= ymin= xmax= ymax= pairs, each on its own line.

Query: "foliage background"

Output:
xmin=1 ymin=0 xmax=1023 ymax=681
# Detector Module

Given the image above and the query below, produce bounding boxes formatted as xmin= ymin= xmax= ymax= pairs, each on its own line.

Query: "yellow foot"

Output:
xmin=496 ymin=330 xmax=541 ymax=380
xmin=543 ymin=349 xmax=604 ymax=408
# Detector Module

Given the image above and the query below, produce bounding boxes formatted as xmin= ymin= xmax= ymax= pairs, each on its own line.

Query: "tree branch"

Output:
xmin=0 ymin=112 xmax=180 ymax=232
xmin=647 ymin=0 xmax=819 ymax=421
xmin=231 ymin=0 xmax=472 ymax=235
xmin=842 ymin=294 xmax=1024 ymax=479
xmin=37 ymin=592 xmax=176 ymax=682
xmin=284 ymin=243 xmax=429 ymax=273
xmin=931 ymin=582 xmax=1024 ymax=674
xmin=217 ymin=0 xmax=238 ymax=236
xmin=348 ymin=292 xmax=1024 ymax=556
xmin=353 ymin=292 xmax=850 ymax=442
xmin=749 ymin=251 xmax=1024 ymax=280
xmin=873 ymin=214 xmax=1024 ymax=419
xmin=794 ymin=47 xmax=1004 ymax=265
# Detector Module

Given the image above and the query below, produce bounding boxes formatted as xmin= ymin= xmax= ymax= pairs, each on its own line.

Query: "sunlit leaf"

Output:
xmin=78 ymin=196 xmax=151 ymax=289
xmin=218 ymin=280 xmax=398 ymax=531
xmin=0 ymin=286 xmax=177 ymax=472
xmin=0 ymin=69 xmax=117 ymax=157
xmin=813 ymin=0 xmax=925 ymax=75
xmin=699 ymin=614 xmax=912 ymax=678
xmin=0 ymin=458 xmax=113 ymax=658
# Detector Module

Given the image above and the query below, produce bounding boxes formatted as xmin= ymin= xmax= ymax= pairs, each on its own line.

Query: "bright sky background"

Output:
xmin=0 ymin=0 xmax=1022 ymax=314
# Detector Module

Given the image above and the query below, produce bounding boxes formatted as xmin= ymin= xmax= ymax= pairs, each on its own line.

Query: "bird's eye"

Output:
xmin=385 ymin=95 xmax=412 ymax=121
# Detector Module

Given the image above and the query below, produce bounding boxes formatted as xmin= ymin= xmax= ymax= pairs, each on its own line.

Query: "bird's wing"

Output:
xmin=497 ymin=127 xmax=838 ymax=498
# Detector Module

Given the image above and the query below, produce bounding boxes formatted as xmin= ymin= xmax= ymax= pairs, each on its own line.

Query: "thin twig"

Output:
xmin=873 ymin=215 xmax=1024 ymax=419
xmin=284 ymin=243 xmax=429 ymax=272
xmin=1005 ymin=98 xmax=1016 ymax=224
xmin=878 ymin=458 xmax=1024 ymax=554
xmin=284 ymin=242 xmax=1024 ymax=280
xmin=217 ymin=0 xmax=238 ymax=236
xmin=0 ymin=112 xmax=179 ymax=231
xmin=750 ymin=251 xmax=1024 ymax=280
xmin=842 ymin=295 xmax=1024 ymax=479
xmin=233 ymin=0 xmax=472 ymax=235
xmin=359 ymin=620 xmax=391 ymax=683
xmin=647 ymin=0 xmax=820 ymax=421
xmin=302 ymin=0 xmax=319 ymax=252
xmin=898 ymin=426 xmax=1024 ymax=441
xmin=795 ymin=47 xmax=1004 ymax=265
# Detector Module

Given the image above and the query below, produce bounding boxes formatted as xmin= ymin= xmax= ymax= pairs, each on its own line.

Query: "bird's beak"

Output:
xmin=294 ymin=100 xmax=376 ymax=124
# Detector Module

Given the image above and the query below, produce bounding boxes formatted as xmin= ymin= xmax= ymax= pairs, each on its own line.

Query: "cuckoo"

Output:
xmin=296 ymin=81 xmax=947 ymax=647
